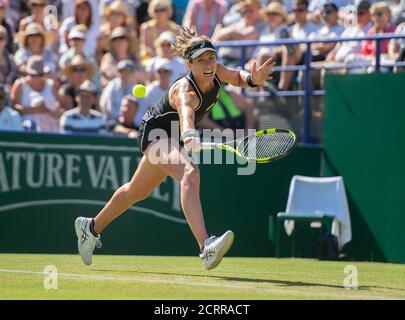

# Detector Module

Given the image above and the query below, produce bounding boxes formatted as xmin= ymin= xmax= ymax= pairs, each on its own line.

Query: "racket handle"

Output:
xmin=200 ymin=142 xmax=218 ymax=150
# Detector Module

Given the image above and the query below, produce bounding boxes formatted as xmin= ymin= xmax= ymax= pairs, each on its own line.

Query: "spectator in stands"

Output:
xmin=0 ymin=0 xmax=15 ymax=54
xmin=99 ymin=26 xmax=141 ymax=88
xmin=62 ymin=0 xmax=100 ymax=27
xmin=247 ymin=2 xmax=295 ymax=90
xmin=142 ymin=58 xmax=172 ymax=114
xmin=222 ymin=0 xmax=245 ymax=27
xmin=139 ymin=0 xmax=178 ymax=62
xmin=0 ymin=84 xmax=23 ymax=131
xmin=212 ymin=0 xmax=266 ymax=67
xmin=309 ymin=3 xmax=345 ymax=62
xmin=19 ymin=0 xmax=58 ymax=52
xmin=360 ymin=2 xmax=396 ymax=58
xmin=59 ymin=27 xmax=100 ymax=91
xmin=388 ymin=21 xmax=405 ymax=71
xmin=307 ymin=0 xmax=357 ymax=25
xmin=145 ymin=31 xmax=187 ymax=85
xmin=289 ymin=0 xmax=319 ymax=65
xmin=59 ymin=54 xmax=97 ymax=110
xmin=391 ymin=0 xmax=405 ymax=25
xmin=14 ymin=23 xmax=57 ymax=76
xmin=5 ymin=0 xmax=29 ymax=30
xmin=325 ymin=1 xmax=372 ymax=66
xmin=112 ymin=95 xmax=140 ymax=138
xmin=98 ymin=0 xmax=138 ymax=63
xmin=183 ymin=0 xmax=227 ymax=37
xmin=356 ymin=0 xmax=373 ymax=33
xmin=60 ymin=80 xmax=107 ymax=134
xmin=59 ymin=0 xmax=100 ymax=57
xmin=0 ymin=25 xmax=16 ymax=87
xmin=10 ymin=55 xmax=62 ymax=133
xmin=100 ymin=59 xmax=138 ymax=124
xmin=198 ymin=85 xmax=256 ymax=132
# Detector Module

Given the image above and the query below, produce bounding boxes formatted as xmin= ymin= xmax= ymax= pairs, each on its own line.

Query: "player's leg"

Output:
xmin=75 ymin=153 xmax=167 ymax=265
xmin=93 ymin=155 xmax=168 ymax=234
xmin=146 ymin=138 xmax=234 ymax=270
xmin=148 ymin=138 xmax=208 ymax=250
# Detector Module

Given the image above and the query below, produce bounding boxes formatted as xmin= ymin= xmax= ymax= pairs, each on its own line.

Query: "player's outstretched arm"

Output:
xmin=216 ymin=58 xmax=276 ymax=88
xmin=171 ymin=80 xmax=201 ymax=152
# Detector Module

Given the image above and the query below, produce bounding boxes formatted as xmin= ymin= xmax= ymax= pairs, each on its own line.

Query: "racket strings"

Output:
xmin=238 ymin=132 xmax=295 ymax=160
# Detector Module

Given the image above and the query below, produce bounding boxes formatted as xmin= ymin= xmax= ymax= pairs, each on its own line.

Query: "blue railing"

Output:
xmin=214 ymin=33 xmax=405 ymax=143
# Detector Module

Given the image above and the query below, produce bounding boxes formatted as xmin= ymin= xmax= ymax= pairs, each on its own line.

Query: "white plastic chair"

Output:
xmin=278 ymin=175 xmax=352 ymax=252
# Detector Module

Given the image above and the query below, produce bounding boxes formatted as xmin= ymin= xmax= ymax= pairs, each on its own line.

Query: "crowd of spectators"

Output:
xmin=0 ymin=0 xmax=404 ymax=136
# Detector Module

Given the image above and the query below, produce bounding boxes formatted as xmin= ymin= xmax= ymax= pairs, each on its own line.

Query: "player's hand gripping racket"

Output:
xmin=200 ymin=128 xmax=296 ymax=163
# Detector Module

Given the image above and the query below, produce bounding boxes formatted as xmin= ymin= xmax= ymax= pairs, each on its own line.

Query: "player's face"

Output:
xmin=188 ymin=51 xmax=217 ymax=82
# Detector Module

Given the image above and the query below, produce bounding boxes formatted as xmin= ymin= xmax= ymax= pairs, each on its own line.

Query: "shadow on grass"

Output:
xmin=92 ymin=268 xmax=400 ymax=292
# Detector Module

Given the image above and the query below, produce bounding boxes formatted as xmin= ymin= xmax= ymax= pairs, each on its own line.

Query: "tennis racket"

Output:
xmin=200 ymin=128 xmax=296 ymax=163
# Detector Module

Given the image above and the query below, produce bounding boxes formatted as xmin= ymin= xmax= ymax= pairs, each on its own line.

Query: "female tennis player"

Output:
xmin=75 ymin=26 xmax=275 ymax=270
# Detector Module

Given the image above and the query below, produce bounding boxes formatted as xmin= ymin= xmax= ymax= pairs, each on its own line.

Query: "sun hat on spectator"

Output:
xmin=110 ymin=26 xmax=129 ymax=40
xmin=157 ymin=31 xmax=175 ymax=44
xmin=77 ymin=80 xmax=97 ymax=95
xmin=116 ymin=59 xmax=135 ymax=72
xmin=153 ymin=58 xmax=172 ymax=73
xmin=26 ymin=55 xmax=46 ymax=76
xmin=108 ymin=26 xmax=136 ymax=54
xmin=240 ymin=0 xmax=262 ymax=9
xmin=64 ymin=54 xmax=96 ymax=79
xmin=104 ymin=0 xmax=132 ymax=19
xmin=148 ymin=0 xmax=173 ymax=19
xmin=68 ymin=28 xmax=86 ymax=41
xmin=18 ymin=22 xmax=50 ymax=47
xmin=261 ymin=2 xmax=288 ymax=22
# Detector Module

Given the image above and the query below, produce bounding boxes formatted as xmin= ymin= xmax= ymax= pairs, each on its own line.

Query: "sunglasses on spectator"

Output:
xmin=160 ymin=43 xmax=171 ymax=48
xmin=32 ymin=3 xmax=45 ymax=7
xmin=113 ymin=36 xmax=127 ymax=41
xmin=72 ymin=68 xmax=87 ymax=73
xmin=154 ymin=7 xmax=168 ymax=13
xmin=158 ymin=69 xmax=171 ymax=74
xmin=372 ymin=11 xmax=383 ymax=17
xmin=322 ymin=9 xmax=334 ymax=16
xmin=293 ymin=8 xmax=305 ymax=13
xmin=266 ymin=12 xmax=279 ymax=17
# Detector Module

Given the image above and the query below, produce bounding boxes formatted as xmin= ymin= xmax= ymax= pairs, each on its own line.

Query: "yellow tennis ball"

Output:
xmin=132 ymin=84 xmax=146 ymax=98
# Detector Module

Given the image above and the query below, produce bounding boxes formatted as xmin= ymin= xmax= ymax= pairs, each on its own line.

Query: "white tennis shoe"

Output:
xmin=199 ymin=230 xmax=234 ymax=270
xmin=75 ymin=217 xmax=101 ymax=265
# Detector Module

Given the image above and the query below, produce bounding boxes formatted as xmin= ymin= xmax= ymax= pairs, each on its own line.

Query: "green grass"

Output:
xmin=0 ymin=254 xmax=405 ymax=300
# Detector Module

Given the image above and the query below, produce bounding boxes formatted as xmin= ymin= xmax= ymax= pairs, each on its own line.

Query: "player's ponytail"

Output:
xmin=172 ymin=26 xmax=210 ymax=61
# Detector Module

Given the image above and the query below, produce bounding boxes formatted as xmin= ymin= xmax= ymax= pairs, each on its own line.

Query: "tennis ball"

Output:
xmin=132 ymin=84 xmax=146 ymax=98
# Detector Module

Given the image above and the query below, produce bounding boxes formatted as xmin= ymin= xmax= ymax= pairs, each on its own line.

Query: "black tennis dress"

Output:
xmin=138 ymin=71 xmax=222 ymax=152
